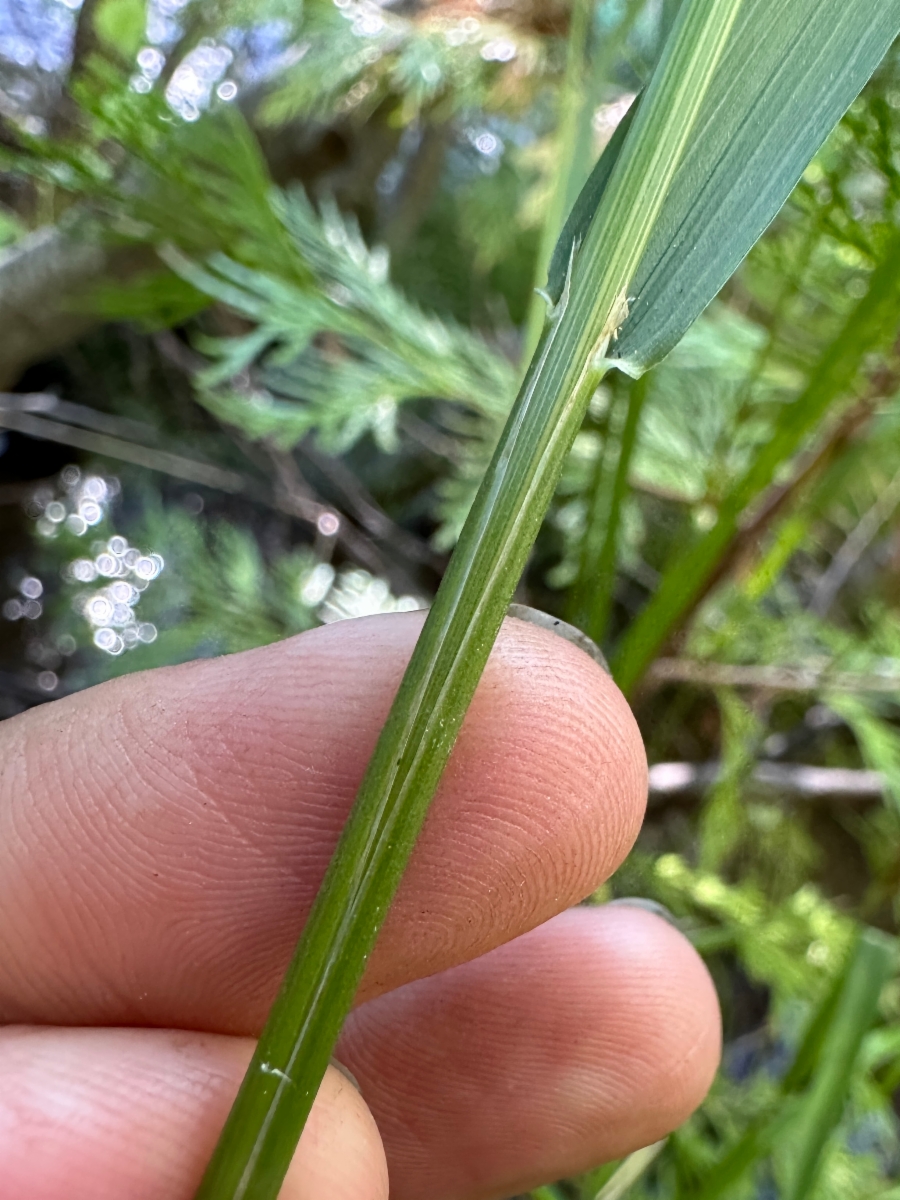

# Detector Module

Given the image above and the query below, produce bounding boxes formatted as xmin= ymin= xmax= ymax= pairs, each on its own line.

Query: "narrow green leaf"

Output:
xmin=544 ymin=0 xmax=900 ymax=375
xmin=612 ymin=0 xmax=900 ymax=373
xmin=193 ymin=2 xmax=744 ymax=1195
xmin=660 ymin=0 xmax=686 ymax=45
xmin=534 ymin=0 xmax=645 ymax=338
xmin=687 ymin=1101 xmax=802 ymax=1200
xmin=689 ymin=929 xmax=896 ymax=1200
xmin=531 ymin=1186 xmax=566 ymax=1200
xmin=567 ymin=0 xmax=646 ymax=215
xmin=779 ymin=929 xmax=897 ymax=1200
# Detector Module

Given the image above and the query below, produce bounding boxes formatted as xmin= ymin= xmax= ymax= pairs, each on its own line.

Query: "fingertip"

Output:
xmin=593 ymin=904 xmax=722 ymax=1137
xmin=493 ymin=611 xmax=649 ymax=870
xmin=373 ymin=612 xmax=649 ymax=997
xmin=338 ymin=903 xmax=720 ymax=1200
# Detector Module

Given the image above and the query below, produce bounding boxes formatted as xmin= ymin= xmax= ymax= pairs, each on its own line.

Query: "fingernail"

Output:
xmin=329 ymin=1056 xmax=362 ymax=1093
xmin=605 ymin=897 xmax=681 ymax=929
xmin=506 ymin=604 xmax=610 ymax=674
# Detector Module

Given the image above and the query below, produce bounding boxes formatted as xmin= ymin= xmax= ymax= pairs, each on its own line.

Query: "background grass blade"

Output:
xmin=684 ymin=929 xmax=897 ymax=1200
xmin=570 ymin=375 xmax=649 ymax=644
xmin=526 ymin=0 xmax=645 ymax=361
xmin=522 ymin=0 xmax=594 ymax=363
xmin=778 ymin=929 xmax=898 ymax=1200
xmin=687 ymin=965 xmax=846 ymax=1200
xmin=193 ymin=2 xmax=745 ymax=1195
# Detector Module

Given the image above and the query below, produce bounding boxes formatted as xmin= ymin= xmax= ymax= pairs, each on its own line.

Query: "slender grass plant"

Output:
xmin=192 ymin=1 xmax=900 ymax=1196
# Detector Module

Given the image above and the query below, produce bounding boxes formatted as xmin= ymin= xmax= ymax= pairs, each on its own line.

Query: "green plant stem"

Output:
xmin=523 ymin=0 xmax=649 ymax=369
xmin=193 ymin=3 xmax=744 ymax=1196
xmin=568 ymin=386 xmax=625 ymax=627
xmin=531 ymin=1186 xmax=566 ymax=1200
xmin=572 ymin=374 xmax=649 ymax=643
xmin=522 ymin=0 xmax=595 ymax=366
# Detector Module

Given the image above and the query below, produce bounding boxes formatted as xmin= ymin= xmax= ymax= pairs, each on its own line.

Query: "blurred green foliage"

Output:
xmin=2 ymin=1 xmax=900 ymax=1195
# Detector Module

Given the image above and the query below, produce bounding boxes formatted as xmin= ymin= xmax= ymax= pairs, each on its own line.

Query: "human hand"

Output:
xmin=0 ymin=611 xmax=720 ymax=1200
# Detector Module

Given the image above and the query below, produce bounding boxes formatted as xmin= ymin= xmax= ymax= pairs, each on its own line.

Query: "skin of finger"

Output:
xmin=0 ymin=908 xmax=718 ymax=1200
xmin=0 ymin=1032 xmax=387 ymax=1200
xmin=337 ymin=906 xmax=722 ymax=1200
xmin=0 ymin=611 xmax=647 ymax=1033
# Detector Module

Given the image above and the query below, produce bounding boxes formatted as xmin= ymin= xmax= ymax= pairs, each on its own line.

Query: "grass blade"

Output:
xmin=531 ymin=1187 xmax=566 ymax=1200
xmin=779 ymin=929 xmax=898 ymax=1200
xmin=524 ymin=0 xmax=646 ymax=364
xmin=545 ymin=0 xmax=900 ymax=379
xmin=613 ymin=0 xmax=900 ymax=373
xmin=193 ymin=2 xmax=745 ymax=1195
xmin=687 ymin=969 xmax=845 ymax=1200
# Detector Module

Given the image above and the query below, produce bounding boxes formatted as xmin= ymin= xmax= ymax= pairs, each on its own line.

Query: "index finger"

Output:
xmin=0 ymin=611 xmax=646 ymax=1034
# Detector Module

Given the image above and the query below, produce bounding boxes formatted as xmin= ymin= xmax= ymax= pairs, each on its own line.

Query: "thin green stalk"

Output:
xmin=686 ymin=967 xmax=844 ymax=1200
xmin=565 ymin=0 xmax=638 ymax=210
xmin=522 ymin=0 xmax=646 ymax=367
xmin=571 ymin=373 xmax=649 ymax=643
xmin=194 ymin=3 xmax=744 ymax=1196
xmin=568 ymin=385 xmax=626 ymax=628
xmin=705 ymin=215 xmax=823 ymax=494
xmin=531 ymin=1186 xmax=566 ymax=1200
xmin=522 ymin=0 xmax=595 ymax=366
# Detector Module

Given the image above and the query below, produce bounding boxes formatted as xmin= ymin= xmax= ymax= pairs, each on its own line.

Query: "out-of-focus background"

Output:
xmin=1 ymin=1 xmax=900 ymax=1196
